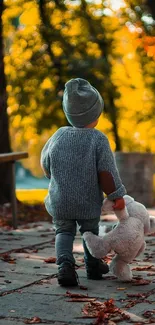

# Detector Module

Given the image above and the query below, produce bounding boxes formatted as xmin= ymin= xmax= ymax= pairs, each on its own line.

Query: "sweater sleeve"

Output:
xmin=40 ymin=140 xmax=51 ymax=179
xmin=96 ymin=133 xmax=126 ymax=200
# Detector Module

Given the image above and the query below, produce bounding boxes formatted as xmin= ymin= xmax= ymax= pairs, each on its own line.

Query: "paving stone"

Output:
xmin=0 ymin=272 xmax=47 ymax=293
xmin=0 ymin=292 xmax=94 ymax=324
xmin=0 ymin=236 xmax=54 ymax=254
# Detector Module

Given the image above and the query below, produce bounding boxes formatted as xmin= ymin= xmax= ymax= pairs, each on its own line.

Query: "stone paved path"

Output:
xmin=0 ymin=217 xmax=154 ymax=325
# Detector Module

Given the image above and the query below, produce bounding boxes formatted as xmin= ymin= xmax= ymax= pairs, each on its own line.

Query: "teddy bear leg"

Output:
xmin=135 ymin=242 xmax=146 ymax=257
xmin=83 ymin=232 xmax=110 ymax=259
xmin=110 ymin=255 xmax=132 ymax=282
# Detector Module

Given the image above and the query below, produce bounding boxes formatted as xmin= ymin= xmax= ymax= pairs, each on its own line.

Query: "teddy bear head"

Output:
xmin=102 ymin=197 xmax=129 ymax=221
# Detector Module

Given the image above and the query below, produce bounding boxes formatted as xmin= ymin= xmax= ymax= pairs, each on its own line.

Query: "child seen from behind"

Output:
xmin=40 ymin=78 xmax=126 ymax=286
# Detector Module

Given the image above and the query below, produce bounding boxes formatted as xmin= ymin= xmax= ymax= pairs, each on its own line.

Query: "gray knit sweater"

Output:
xmin=40 ymin=127 xmax=126 ymax=220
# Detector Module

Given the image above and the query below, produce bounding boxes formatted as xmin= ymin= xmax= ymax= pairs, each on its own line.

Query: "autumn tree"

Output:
xmin=0 ymin=0 xmax=12 ymax=204
xmin=2 ymin=0 xmax=155 ymax=177
xmin=146 ymin=0 xmax=155 ymax=19
xmin=122 ymin=0 xmax=155 ymax=151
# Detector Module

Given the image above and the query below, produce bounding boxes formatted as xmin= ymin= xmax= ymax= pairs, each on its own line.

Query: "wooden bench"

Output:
xmin=0 ymin=152 xmax=28 ymax=229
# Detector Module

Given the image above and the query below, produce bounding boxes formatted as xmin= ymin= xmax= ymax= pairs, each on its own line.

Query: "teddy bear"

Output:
xmin=83 ymin=195 xmax=154 ymax=282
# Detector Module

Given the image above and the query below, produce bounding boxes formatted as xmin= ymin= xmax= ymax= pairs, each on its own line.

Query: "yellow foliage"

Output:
xmin=6 ymin=85 xmax=12 ymax=92
xmin=51 ymin=43 xmax=63 ymax=57
xmin=12 ymin=115 xmax=22 ymax=128
xmin=86 ymin=42 xmax=102 ymax=58
xmin=51 ymin=9 xmax=62 ymax=27
xmin=62 ymin=18 xmax=83 ymax=37
xmin=41 ymin=78 xmax=53 ymax=90
xmin=20 ymin=6 xmax=39 ymax=26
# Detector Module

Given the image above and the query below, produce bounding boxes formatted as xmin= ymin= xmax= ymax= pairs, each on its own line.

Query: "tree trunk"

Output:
xmin=146 ymin=0 xmax=155 ymax=19
xmin=0 ymin=1 xmax=12 ymax=204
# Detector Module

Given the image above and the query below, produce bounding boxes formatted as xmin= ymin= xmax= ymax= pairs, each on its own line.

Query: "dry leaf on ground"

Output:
xmin=43 ymin=257 xmax=56 ymax=263
xmin=0 ymin=253 xmax=16 ymax=264
xmin=24 ymin=316 xmax=42 ymax=324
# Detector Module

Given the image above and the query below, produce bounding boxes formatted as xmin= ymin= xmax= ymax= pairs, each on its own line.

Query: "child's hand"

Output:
xmin=113 ymin=198 xmax=125 ymax=210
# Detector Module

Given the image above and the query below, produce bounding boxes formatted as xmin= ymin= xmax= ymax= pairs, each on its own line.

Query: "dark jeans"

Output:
xmin=53 ymin=218 xmax=100 ymax=266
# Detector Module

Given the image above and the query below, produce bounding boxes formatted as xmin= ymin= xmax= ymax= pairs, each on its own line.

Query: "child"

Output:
xmin=40 ymin=78 xmax=126 ymax=287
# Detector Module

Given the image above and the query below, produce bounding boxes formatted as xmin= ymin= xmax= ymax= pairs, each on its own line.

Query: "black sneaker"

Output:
xmin=57 ymin=261 xmax=79 ymax=286
xmin=86 ymin=260 xmax=109 ymax=280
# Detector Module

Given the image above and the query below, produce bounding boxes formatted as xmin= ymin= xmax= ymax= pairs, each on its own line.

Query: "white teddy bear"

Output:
xmin=83 ymin=195 xmax=155 ymax=282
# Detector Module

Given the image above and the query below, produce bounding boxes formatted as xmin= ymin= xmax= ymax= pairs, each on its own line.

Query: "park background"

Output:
xmin=0 ymin=0 xmax=155 ymax=225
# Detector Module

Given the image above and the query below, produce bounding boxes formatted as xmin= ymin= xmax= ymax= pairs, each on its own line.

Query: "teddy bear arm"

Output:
xmin=144 ymin=218 xmax=151 ymax=234
xmin=135 ymin=241 xmax=146 ymax=257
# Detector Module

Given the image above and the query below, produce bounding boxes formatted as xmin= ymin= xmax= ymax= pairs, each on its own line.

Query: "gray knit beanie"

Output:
xmin=62 ymin=78 xmax=104 ymax=127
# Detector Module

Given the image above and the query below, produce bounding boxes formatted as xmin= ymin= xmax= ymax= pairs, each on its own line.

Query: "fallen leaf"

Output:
xmin=132 ymin=279 xmax=151 ymax=285
xmin=124 ymin=301 xmax=138 ymax=308
xmin=24 ymin=316 xmax=42 ymax=324
xmin=0 ymin=253 xmax=16 ymax=264
xmin=143 ymin=310 xmax=155 ymax=318
xmin=147 ymin=272 xmax=154 ymax=276
xmin=127 ymin=293 xmax=146 ymax=298
xmin=132 ymin=265 xmax=154 ymax=271
xmin=82 ymin=298 xmax=130 ymax=322
xmin=67 ymin=298 xmax=96 ymax=302
xmin=43 ymin=257 xmax=56 ymax=263
xmin=65 ymin=291 xmax=89 ymax=298
xmin=117 ymin=287 xmax=126 ymax=290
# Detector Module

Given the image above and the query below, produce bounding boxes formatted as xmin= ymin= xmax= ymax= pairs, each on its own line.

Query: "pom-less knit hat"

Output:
xmin=62 ymin=78 xmax=104 ymax=127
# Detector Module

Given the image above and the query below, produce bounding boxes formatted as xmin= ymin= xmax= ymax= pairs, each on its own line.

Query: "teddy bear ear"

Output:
xmin=124 ymin=195 xmax=134 ymax=205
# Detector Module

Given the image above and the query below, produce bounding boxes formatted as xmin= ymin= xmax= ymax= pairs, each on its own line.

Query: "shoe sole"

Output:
xmin=58 ymin=277 xmax=78 ymax=287
xmin=87 ymin=274 xmax=103 ymax=280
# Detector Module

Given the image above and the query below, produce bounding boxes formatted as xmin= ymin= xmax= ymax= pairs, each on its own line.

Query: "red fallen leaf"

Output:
xmin=67 ymin=298 xmax=96 ymax=302
xmin=0 ymin=253 xmax=16 ymax=264
xmin=79 ymin=285 xmax=88 ymax=290
xmin=82 ymin=299 xmax=130 ymax=322
xmin=127 ymin=293 xmax=146 ymax=298
xmin=24 ymin=316 xmax=42 ymax=324
xmin=94 ymin=311 xmax=108 ymax=324
xmin=124 ymin=301 xmax=138 ymax=308
xmin=43 ymin=257 xmax=56 ymax=263
xmin=65 ymin=291 xmax=88 ymax=298
xmin=143 ymin=310 xmax=155 ymax=318
xmin=132 ymin=265 xmax=154 ymax=271
xmin=32 ymin=249 xmax=38 ymax=253
xmin=132 ymin=279 xmax=151 ymax=285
